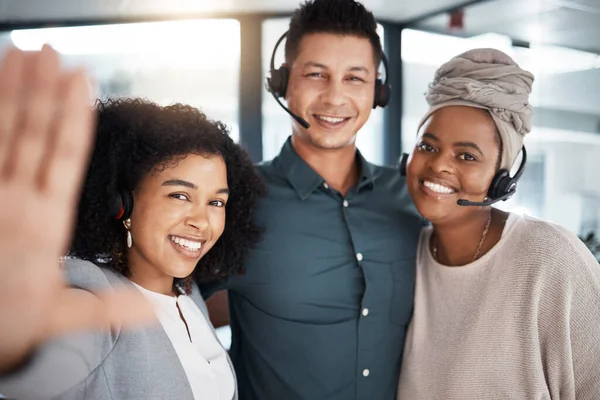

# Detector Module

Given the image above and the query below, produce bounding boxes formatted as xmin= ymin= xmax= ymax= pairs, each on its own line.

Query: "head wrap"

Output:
xmin=417 ymin=48 xmax=535 ymax=169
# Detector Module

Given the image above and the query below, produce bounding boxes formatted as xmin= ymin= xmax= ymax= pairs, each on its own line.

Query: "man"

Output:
xmin=203 ymin=0 xmax=423 ymax=399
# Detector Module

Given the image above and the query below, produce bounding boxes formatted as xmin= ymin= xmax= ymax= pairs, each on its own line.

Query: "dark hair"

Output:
xmin=68 ymin=98 xmax=266 ymax=291
xmin=285 ymin=0 xmax=382 ymax=66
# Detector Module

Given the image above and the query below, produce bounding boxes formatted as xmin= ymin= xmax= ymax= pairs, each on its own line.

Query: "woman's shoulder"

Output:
xmin=508 ymin=213 xmax=599 ymax=276
xmin=62 ymin=257 xmax=128 ymax=291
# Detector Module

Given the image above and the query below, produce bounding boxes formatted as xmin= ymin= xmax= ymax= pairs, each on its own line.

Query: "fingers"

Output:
xmin=42 ymin=288 xmax=157 ymax=341
xmin=6 ymin=45 xmax=61 ymax=183
xmin=42 ymin=68 xmax=95 ymax=206
xmin=0 ymin=48 xmax=24 ymax=177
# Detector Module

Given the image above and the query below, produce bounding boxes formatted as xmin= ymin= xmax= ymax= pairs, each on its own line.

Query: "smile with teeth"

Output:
xmin=169 ymin=235 xmax=203 ymax=251
xmin=422 ymin=180 xmax=456 ymax=195
xmin=315 ymin=115 xmax=349 ymax=124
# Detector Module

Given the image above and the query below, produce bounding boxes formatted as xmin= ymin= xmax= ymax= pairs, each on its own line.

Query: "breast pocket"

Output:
xmin=389 ymin=257 xmax=416 ymax=325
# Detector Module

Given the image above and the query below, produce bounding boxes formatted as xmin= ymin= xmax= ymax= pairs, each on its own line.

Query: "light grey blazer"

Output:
xmin=0 ymin=258 xmax=237 ymax=400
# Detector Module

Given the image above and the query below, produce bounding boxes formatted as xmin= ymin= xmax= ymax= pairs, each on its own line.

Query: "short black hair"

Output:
xmin=68 ymin=98 xmax=266 ymax=291
xmin=285 ymin=0 xmax=382 ymax=66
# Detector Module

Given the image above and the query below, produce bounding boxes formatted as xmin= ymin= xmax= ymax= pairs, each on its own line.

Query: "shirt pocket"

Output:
xmin=389 ymin=257 xmax=416 ymax=326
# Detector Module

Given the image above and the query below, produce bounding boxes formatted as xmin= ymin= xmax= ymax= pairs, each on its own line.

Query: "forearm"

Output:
xmin=0 ymin=289 xmax=115 ymax=399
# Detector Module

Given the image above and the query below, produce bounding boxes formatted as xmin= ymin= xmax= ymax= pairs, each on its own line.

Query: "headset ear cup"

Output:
xmin=279 ymin=65 xmax=289 ymax=98
xmin=121 ymin=189 xmax=133 ymax=220
xmin=487 ymin=170 xmax=511 ymax=199
xmin=110 ymin=189 xmax=134 ymax=221
xmin=267 ymin=65 xmax=289 ymax=98
xmin=373 ymin=79 xmax=391 ymax=108
xmin=399 ymin=153 xmax=409 ymax=176
xmin=109 ymin=191 xmax=124 ymax=220
xmin=373 ymin=79 xmax=382 ymax=109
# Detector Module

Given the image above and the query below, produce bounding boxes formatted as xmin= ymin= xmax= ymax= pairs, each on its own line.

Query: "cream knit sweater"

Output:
xmin=397 ymin=213 xmax=600 ymax=399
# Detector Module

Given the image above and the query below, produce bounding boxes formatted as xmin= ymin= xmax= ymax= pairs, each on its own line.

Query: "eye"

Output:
xmin=305 ymin=72 xmax=324 ymax=78
xmin=458 ymin=153 xmax=477 ymax=161
xmin=170 ymin=193 xmax=189 ymax=201
xmin=417 ymin=142 xmax=436 ymax=153
xmin=347 ymin=76 xmax=365 ymax=82
xmin=210 ymin=200 xmax=226 ymax=207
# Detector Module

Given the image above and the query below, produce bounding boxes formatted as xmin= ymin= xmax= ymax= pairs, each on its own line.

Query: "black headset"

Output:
xmin=265 ymin=30 xmax=391 ymax=110
xmin=109 ymin=188 xmax=134 ymax=221
xmin=398 ymin=146 xmax=528 ymax=207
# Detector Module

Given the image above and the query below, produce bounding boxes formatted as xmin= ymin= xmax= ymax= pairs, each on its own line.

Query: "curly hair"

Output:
xmin=68 ymin=98 xmax=266 ymax=291
xmin=285 ymin=0 xmax=382 ymax=65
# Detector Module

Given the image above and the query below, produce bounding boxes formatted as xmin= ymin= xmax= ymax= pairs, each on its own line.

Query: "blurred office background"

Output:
xmin=1 ymin=0 xmax=598 ymax=284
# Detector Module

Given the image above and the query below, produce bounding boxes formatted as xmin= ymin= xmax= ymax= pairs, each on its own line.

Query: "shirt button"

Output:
xmin=343 ymin=200 xmax=349 ymax=207
xmin=362 ymin=308 xmax=369 ymax=316
xmin=323 ymin=182 xmax=329 ymax=189
xmin=356 ymin=252 xmax=363 ymax=262
xmin=363 ymin=369 xmax=370 ymax=377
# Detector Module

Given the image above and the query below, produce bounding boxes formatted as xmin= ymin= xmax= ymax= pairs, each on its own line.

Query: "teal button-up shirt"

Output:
xmin=205 ymin=137 xmax=423 ymax=400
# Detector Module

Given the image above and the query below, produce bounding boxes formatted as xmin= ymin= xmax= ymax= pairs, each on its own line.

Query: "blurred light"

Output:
xmin=11 ymin=19 xmax=240 ymax=68
xmin=513 ymin=44 xmax=600 ymax=75
xmin=401 ymin=28 xmax=600 ymax=75
xmin=401 ymin=29 xmax=513 ymax=67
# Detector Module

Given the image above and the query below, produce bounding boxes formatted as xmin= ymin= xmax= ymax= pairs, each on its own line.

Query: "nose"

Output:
xmin=186 ymin=205 xmax=210 ymax=232
xmin=320 ymin=79 xmax=347 ymax=107
xmin=428 ymin=151 xmax=456 ymax=175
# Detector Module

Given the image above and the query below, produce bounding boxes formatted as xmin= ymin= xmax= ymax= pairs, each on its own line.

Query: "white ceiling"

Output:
xmin=416 ymin=0 xmax=600 ymax=53
xmin=0 ymin=0 xmax=473 ymax=24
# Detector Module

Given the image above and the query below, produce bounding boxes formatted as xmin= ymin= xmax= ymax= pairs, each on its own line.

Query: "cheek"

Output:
xmin=461 ymin=167 xmax=497 ymax=194
xmin=130 ymin=200 xmax=185 ymax=239
xmin=286 ymin=79 xmax=314 ymax=109
xmin=405 ymin=155 xmax=424 ymax=181
xmin=208 ymin=209 xmax=226 ymax=241
xmin=353 ymin=85 xmax=375 ymax=110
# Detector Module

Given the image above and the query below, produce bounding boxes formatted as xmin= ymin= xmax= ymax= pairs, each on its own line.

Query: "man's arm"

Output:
xmin=206 ymin=290 xmax=230 ymax=328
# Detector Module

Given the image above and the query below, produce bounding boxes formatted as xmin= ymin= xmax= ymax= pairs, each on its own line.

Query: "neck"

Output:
xmin=128 ymin=256 xmax=175 ymax=296
xmin=291 ymin=135 xmax=359 ymax=196
xmin=431 ymin=207 xmax=496 ymax=266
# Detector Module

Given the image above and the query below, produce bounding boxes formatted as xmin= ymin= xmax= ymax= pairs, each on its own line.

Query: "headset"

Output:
xmin=109 ymin=188 xmax=134 ymax=221
xmin=265 ymin=30 xmax=392 ymax=129
xmin=398 ymin=146 xmax=527 ymax=207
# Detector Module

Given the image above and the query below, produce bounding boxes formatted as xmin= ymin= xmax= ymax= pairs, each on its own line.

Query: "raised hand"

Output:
xmin=0 ymin=46 xmax=154 ymax=372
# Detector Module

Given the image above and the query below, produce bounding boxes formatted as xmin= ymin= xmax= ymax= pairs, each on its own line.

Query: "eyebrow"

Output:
xmin=162 ymin=179 xmax=197 ymax=189
xmin=422 ymin=132 xmax=484 ymax=157
xmin=162 ymin=179 xmax=230 ymax=195
xmin=302 ymin=61 xmax=370 ymax=74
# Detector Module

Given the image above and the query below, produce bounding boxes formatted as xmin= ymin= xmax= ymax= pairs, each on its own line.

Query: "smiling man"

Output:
xmin=202 ymin=1 xmax=423 ymax=399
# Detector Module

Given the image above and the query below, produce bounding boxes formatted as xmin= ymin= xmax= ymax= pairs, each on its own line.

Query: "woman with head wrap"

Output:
xmin=396 ymin=48 xmax=600 ymax=399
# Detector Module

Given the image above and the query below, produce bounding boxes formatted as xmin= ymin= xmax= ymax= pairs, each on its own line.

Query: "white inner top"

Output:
xmin=133 ymin=282 xmax=235 ymax=400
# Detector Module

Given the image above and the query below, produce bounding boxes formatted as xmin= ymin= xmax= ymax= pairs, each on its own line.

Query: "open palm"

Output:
xmin=0 ymin=46 xmax=153 ymax=372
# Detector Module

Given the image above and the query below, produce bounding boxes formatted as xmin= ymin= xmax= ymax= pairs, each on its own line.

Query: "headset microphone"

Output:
xmin=269 ymin=89 xmax=310 ymax=129
xmin=456 ymin=191 xmax=515 ymax=207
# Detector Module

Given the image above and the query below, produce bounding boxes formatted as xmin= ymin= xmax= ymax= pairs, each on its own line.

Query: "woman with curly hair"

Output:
xmin=0 ymin=96 xmax=265 ymax=400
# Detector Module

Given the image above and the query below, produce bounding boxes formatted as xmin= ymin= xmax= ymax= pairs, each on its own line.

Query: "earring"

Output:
xmin=123 ymin=218 xmax=132 ymax=248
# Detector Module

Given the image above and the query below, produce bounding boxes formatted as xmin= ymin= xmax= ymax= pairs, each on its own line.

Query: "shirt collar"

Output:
xmin=276 ymin=137 xmax=376 ymax=200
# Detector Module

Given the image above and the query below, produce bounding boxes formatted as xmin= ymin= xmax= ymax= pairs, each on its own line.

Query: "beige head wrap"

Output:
xmin=417 ymin=48 xmax=535 ymax=169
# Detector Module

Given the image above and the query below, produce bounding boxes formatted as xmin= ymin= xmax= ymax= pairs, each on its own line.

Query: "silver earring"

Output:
xmin=123 ymin=219 xmax=132 ymax=248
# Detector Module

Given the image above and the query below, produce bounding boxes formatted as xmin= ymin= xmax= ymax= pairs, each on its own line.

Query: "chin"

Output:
xmin=167 ymin=262 xmax=198 ymax=279
xmin=309 ymin=132 xmax=355 ymax=150
xmin=411 ymin=197 xmax=451 ymax=224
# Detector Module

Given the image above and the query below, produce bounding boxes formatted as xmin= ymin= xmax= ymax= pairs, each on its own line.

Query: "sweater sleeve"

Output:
xmin=537 ymin=225 xmax=600 ymax=400
xmin=0 ymin=259 xmax=120 ymax=400
xmin=567 ymin=250 xmax=600 ymax=399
